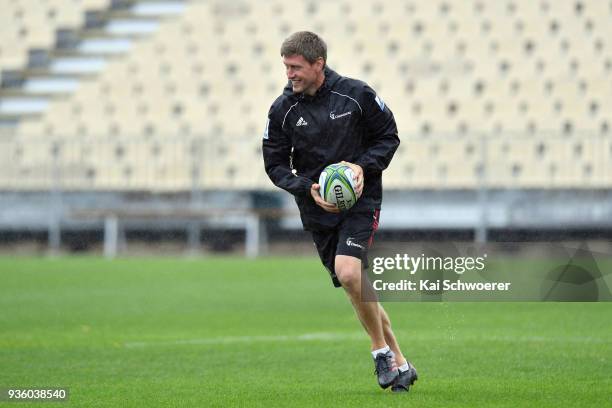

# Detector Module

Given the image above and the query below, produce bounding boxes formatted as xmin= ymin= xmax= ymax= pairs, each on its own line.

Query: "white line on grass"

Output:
xmin=124 ymin=332 xmax=611 ymax=349
xmin=124 ymin=332 xmax=365 ymax=348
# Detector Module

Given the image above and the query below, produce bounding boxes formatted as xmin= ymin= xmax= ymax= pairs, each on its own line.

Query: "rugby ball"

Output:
xmin=318 ymin=163 xmax=358 ymax=211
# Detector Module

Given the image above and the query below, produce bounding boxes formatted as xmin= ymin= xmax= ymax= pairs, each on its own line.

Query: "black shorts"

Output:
xmin=311 ymin=209 xmax=380 ymax=288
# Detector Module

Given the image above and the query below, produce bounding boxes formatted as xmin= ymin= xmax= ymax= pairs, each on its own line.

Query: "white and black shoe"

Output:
xmin=391 ymin=362 xmax=418 ymax=393
xmin=373 ymin=351 xmax=399 ymax=389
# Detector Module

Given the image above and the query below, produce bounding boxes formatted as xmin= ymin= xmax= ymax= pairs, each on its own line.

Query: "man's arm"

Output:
xmin=353 ymin=85 xmax=400 ymax=173
xmin=262 ymin=110 xmax=313 ymax=197
xmin=262 ymin=107 xmax=340 ymax=213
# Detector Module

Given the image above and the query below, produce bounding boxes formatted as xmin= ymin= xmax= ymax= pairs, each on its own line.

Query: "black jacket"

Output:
xmin=262 ymin=67 xmax=400 ymax=230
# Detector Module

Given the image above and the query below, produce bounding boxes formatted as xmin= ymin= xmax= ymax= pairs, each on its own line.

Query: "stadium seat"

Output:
xmin=0 ymin=0 xmax=111 ymax=73
xmin=4 ymin=0 xmax=612 ymax=190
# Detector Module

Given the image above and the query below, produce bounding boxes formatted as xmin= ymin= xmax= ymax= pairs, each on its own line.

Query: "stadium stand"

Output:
xmin=0 ymin=0 xmax=110 ymax=71
xmin=1 ymin=0 xmax=612 ymax=191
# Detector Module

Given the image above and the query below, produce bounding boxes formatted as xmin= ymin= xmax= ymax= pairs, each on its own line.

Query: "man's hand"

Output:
xmin=311 ymin=183 xmax=340 ymax=213
xmin=340 ymin=161 xmax=364 ymax=198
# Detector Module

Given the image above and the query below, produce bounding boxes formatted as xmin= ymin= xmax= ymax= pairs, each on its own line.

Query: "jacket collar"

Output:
xmin=283 ymin=66 xmax=341 ymax=101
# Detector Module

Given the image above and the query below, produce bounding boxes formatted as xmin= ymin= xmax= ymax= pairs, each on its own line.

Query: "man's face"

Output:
xmin=283 ymin=54 xmax=323 ymax=95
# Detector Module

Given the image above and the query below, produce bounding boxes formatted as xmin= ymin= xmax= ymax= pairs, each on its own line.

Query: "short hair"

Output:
xmin=280 ymin=31 xmax=327 ymax=65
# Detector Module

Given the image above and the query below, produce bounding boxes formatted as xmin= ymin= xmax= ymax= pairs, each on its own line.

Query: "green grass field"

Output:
xmin=1 ymin=257 xmax=611 ymax=407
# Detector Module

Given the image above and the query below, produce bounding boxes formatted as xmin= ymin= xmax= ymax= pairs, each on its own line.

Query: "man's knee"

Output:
xmin=335 ymin=255 xmax=362 ymax=288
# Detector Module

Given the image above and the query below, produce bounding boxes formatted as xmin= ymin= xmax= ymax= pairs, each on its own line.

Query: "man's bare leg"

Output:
xmin=335 ymin=255 xmax=386 ymax=350
xmin=379 ymin=305 xmax=407 ymax=366
xmin=346 ymin=292 xmax=408 ymax=367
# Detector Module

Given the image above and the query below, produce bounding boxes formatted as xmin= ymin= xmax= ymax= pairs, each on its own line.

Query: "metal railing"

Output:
xmin=1 ymin=132 xmax=610 ymax=191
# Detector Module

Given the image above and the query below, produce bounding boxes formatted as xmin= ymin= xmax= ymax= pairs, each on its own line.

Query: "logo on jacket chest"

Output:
xmin=330 ymin=111 xmax=352 ymax=120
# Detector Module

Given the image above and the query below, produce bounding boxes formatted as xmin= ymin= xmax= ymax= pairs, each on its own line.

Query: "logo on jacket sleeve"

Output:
xmin=263 ymin=118 xmax=270 ymax=139
xmin=296 ymin=117 xmax=308 ymax=126
xmin=374 ymin=94 xmax=386 ymax=111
